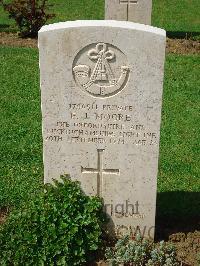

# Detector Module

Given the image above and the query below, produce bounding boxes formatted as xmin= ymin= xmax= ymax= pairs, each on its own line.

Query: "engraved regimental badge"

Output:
xmin=73 ymin=43 xmax=129 ymax=98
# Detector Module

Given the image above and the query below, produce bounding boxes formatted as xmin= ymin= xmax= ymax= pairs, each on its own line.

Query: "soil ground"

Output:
xmin=0 ymin=207 xmax=9 ymax=225
xmin=169 ymin=231 xmax=200 ymax=266
xmin=0 ymin=32 xmax=200 ymax=55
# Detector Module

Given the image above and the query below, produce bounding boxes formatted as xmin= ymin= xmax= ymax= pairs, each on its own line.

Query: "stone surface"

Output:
xmin=105 ymin=0 xmax=152 ymax=25
xmin=39 ymin=20 xmax=166 ymax=239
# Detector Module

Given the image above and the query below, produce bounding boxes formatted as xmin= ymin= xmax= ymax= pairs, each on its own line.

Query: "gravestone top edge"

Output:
xmin=39 ymin=17 xmax=166 ymax=239
xmin=39 ymin=20 xmax=166 ymax=37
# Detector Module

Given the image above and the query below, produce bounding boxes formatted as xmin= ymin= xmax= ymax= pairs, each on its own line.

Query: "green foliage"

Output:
xmin=106 ymin=234 xmax=152 ymax=265
xmin=0 ymin=176 xmax=105 ymax=265
xmin=106 ymin=235 xmax=180 ymax=266
xmin=1 ymin=0 xmax=54 ymax=37
xmin=147 ymin=241 xmax=179 ymax=266
xmin=197 ymin=252 xmax=200 ymax=265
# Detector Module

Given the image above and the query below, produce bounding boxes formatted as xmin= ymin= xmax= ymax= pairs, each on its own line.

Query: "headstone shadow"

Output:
xmin=166 ymin=31 xmax=200 ymax=39
xmin=155 ymin=191 xmax=200 ymax=241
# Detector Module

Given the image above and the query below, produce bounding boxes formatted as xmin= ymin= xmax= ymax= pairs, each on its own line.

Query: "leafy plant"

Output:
xmin=197 ymin=252 xmax=200 ymax=265
xmin=147 ymin=241 xmax=180 ymax=266
xmin=0 ymin=0 xmax=54 ymax=37
xmin=106 ymin=235 xmax=180 ymax=266
xmin=0 ymin=176 xmax=105 ymax=265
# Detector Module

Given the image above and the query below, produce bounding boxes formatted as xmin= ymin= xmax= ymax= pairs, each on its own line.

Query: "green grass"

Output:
xmin=157 ymin=54 xmax=200 ymax=217
xmin=159 ymin=55 xmax=200 ymax=193
xmin=152 ymin=0 xmax=200 ymax=35
xmin=0 ymin=0 xmax=199 ymax=36
xmin=0 ymin=47 xmax=199 ymax=216
xmin=0 ymin=47 xmax=42 ymax=208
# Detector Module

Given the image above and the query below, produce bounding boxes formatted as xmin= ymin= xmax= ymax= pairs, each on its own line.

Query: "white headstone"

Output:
xmin=105 ymin=0 xmax=152 ymax=25
xmin=39 ymin=20 xmax=166 ymax=239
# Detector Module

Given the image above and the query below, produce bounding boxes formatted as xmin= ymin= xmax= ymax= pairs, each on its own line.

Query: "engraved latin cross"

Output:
xmin=120 ymin=0 xmax=138 ymax=4
xmin=81 ymin=149 xmax=120 ymax=197
xmin=119 ymin=0 xmax=138 ymax=20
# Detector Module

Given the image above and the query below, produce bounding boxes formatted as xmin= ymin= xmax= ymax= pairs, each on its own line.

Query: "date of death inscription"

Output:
xmin=45 ymin=103 xmax=158 ymax=146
